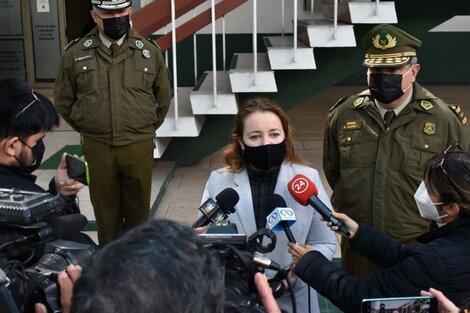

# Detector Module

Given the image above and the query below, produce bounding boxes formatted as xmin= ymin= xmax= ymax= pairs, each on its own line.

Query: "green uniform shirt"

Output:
xmin=54 ymin=27 xmax=171 ymax=146
xmin=324 ymin=83 xmax=470 ymax=241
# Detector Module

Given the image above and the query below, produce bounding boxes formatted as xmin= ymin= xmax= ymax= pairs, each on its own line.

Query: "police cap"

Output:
xmin=361 ymin=24 xmax=422 ymax=68
xmin=91 ymin=0 xmax=131 ymax=11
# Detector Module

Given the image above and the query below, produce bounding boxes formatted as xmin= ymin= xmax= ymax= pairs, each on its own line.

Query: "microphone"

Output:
xmin=266 ymin=194 xmax=296 ymax=243
xmin=192 ymin=188 xmax=239 ymax=228
xmin=288 ymin=174 xmax=351 ymax=237
xmin=253 ymin=252 xmax=282 ymax=271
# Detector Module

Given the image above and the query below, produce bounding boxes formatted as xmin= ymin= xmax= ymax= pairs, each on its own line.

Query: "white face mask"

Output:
xmin=414 ymin=181 xmax=448 ymax=223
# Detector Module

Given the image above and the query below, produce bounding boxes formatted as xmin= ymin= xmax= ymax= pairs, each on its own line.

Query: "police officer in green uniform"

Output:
xmin=323 ymin=24 xmax=470 ymax=277
xmin=54 ymin=0 xmax=171 ymax=245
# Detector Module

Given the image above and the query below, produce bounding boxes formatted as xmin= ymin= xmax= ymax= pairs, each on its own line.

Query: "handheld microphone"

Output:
xmin=192 ymin=188 xmax=239 ymax=228
xmin=266 ymin=194 xmax=297 ymax=243
xmin=288 ymin=174 xmax=351 ymax=237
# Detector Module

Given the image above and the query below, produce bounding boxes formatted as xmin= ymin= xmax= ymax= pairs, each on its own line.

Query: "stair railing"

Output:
xmin=253 ymin=0 xmax=258 ymax=85
xmin=171 ymin=0 xmax=179 ymax=130
xmin=293 ymin=0 xmax=298 ymax=63
xmin=211 ymin=0 xmax=218 ymax=108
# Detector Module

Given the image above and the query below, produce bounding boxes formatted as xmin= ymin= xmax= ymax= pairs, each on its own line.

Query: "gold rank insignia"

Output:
xmin=83 ymin=39 xmax=93 ymax=48
xmin=449 ymin=105 xmax=468 ymax=125
xmin=353 ymin=97 xmax=364 ymax=107
xmin=343 ymin=121 xmax=361 ymax=130
xmin=135 ymin=40 xmax=144 ymax=50
xmin=423 ymin=122 xmax=436 ymax=135
xmin=420 ymin=100 xmax=433 ymax=111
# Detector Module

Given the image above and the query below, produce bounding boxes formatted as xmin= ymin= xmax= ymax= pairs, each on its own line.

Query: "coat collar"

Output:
xmin=418 ymin=216 xmax=470 ymax=244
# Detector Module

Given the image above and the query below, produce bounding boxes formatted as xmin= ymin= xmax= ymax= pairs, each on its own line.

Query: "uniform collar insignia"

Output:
xmin=135 ymin=40 xmax=144 ymax=50
xmin=423 ymin=122 xmax=436 ymax=135
xmin=353 ymin=97 xmax=365 ymax=107
xmin=420 ymin=100 xmax=433 ymax=111
xmin=372 ymin=31 xmax=397 ymax=50
xmin=84 ymin=39 xmax=93 ymax=48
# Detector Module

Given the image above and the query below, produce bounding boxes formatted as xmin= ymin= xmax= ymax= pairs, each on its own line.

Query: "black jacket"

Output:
xmin=294 ymin=218 xmax=470 ymax=313
xmin=0 ymin=164 xmax=55 ymax=193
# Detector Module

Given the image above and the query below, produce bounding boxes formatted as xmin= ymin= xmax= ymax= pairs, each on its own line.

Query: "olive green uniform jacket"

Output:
xmin=323 ymin=83 xmax=470 ymax=275
xmin=54 ymin=27 xmax=171 ymax=146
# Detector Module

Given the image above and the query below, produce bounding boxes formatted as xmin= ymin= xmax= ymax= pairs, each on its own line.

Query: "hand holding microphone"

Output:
xmin=287 ymin=174 xmax=352 ymax=238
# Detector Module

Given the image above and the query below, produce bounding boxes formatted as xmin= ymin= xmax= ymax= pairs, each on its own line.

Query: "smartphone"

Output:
xmin=65 ymin=153 xmax=90 ymax=185
xmin=361 ymin=296 xmax=437 ymax=313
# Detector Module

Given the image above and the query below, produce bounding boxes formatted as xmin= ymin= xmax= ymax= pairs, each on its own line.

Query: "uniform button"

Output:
xmin=83 ymin=66 xmax=87 ymax=70
xmin=346 ymin=137 xmax=351 ymax=142
xmin=423 ymin=144 xmax=429 ymax=149
xmin=144 ymin=68 xmax=148 ymax=72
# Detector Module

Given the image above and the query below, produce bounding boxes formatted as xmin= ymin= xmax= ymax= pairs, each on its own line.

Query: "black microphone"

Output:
xmin=192 ymin=188 xmax=239 ymax=228
xmin=288 ymin=174 xmax=351 ymax=237
xmin=266 ymin=194 xmax=297 ymax=243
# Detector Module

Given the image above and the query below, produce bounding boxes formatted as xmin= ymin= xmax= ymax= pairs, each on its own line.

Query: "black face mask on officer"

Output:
xmin=15 ymin=138 xmax=45 ymax=174
xmin=101 ymin=14 xmax=130 ymax=40
xmin=243 ymin=141 xmax=286 ymax=171
xmin=368 ymin=66 xmax=414 ymax=104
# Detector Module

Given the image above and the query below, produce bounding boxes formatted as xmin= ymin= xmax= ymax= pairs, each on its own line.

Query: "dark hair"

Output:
xmin=71 ymin=219 xmax=225 ymax=313
xmin=0 ymin=79 xmax=59 ymax=140
xmin=223 ymin=97 xmax=307 ymax=171
xmin=424 ymin=151 xmax=470 ymax=215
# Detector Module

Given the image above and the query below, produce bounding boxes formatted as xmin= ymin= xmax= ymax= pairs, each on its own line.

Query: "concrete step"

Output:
xmin=297 ymin=19 xmax=356 ymax=48
xmin=229 ymin=53 xmax=277 ymax=93
xmin=323 ymin=0 xmax=397 ymax=24
xmin=190 ymin=71 xmax=238 ymax=115
xmin=430 ymin=16 xmax=470 ymax=32
xmin=264 ymin=36 xmax=316 ymax=70
xmin=156 ymin=87 xmax=205 ymax=138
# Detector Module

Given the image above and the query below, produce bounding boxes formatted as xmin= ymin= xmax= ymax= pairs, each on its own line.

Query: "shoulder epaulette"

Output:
xmin=65 ymin=38 xmax=80 ymax=50
xmin=448 ymin=104 xmax=468 ymax=125
xmin=329 ymin=96 xmax=351 ymax=112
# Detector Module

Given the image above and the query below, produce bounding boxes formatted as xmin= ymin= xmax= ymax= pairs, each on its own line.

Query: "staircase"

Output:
xmin=133 ymin=0 xmax=398 ymax=160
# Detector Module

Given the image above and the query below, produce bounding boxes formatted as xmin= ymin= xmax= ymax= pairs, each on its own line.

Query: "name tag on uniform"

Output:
xmin=343 ymin=121 xmax=361 ymax=130
xmin=74 ymin=55 xmax=93 ymax=63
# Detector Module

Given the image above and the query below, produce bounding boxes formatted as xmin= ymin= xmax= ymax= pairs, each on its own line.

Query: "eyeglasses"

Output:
xmin=433 ymin=142 xmax=461 ymax=175
xmin=432 ymin=142 xmax=464 ymax=201
xmin=2 ymin=91 xmax=39 ymax=138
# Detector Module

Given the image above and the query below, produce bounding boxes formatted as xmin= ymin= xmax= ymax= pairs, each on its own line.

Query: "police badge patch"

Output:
xmin=84 ymin=39 xmax=93 ymax=48
xmin=423 ymin=122 xmax=436 ymax=135
xmin=142 ymin=49 xmax=150 ymax=59
xmin=135 ymin=40 xmax=144 ymax=50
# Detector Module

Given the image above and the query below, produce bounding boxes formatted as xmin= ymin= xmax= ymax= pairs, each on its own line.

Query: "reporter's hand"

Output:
xmin=55 ymin=153 xmax=84 ymax=196
xmin=34 ymin=264 xmax=82 ymax=313
xmin=321 ymin=211 xmax=359 ymax=239
xmin=420 ymin=288 xmax=460 ymax=313
xmin=287 ymin=243 xmax=312 ymax=265
xmin=254 ymin=272 xmax=281 ymax=313
xmin=193 ymin=226 xmax=208 ymax=234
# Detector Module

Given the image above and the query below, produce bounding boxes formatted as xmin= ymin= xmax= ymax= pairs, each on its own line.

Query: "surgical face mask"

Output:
xmin=414 ymin=181 xmax=448 ymax=223
xmin=15 ymin=138 xmax=45 ymax=173
xmin=101 ymin=14 xmax=130 ymax=40
xmin=368 ymin=66 xmax=413 ymax=104
xmin=243 ymin=141 xmax=286 ymax=171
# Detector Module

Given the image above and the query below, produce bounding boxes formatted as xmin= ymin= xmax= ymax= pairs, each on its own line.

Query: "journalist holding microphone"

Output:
xmin=288 ymin=145 xmax=470 ymax=313
xmin=201 ymin=97 xmax=337 ymax=313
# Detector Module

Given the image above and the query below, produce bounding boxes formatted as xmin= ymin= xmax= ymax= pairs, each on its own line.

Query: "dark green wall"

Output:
xmin=155 ymin=0 xmax=470 ymax=165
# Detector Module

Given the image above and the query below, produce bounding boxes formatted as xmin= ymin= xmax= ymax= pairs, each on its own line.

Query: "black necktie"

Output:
xmin=384 ymin=110 xmax=396 ymax=128
xmin=110 ymin=43 xmax=119 ymax=57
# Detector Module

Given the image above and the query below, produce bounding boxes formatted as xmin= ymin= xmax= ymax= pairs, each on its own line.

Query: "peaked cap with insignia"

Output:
xmin=362 ymin=24 xmax=422 ymax=68
xmin=91 ymin=0 xmax=131 ymax=11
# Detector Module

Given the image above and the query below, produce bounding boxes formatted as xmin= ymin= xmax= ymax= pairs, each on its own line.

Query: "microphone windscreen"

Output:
xmin=288 ymin=174 xmax=318 ymax=206
xmin=215 ymin=188 xmax=239 ymax=213
xmin=45 ymin=213 xmax=88 ymax=240
xmin=268 ymin=194 xmax=287 ymax=210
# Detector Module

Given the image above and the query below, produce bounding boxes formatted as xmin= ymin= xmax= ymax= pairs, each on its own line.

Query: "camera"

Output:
xmin=0 ymin=188 xmax=96 ymax=313
xmin=200 ymin=223 xmax=285 ymax=313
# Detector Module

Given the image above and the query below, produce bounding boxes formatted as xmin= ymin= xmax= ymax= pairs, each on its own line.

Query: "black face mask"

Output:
xmin=15 ymin=139 xmax=45 ymax=173
xmin=244 ymin=141 xmax=286 ymax=171
xmin=102 ymin=15 xmax=130 ymax=40
xmin=368 ymin=73 xmax=404 ymax=104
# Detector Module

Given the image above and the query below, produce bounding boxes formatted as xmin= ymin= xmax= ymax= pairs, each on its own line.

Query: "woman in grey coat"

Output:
xmin=201 ymin=97 xmax=337 ymax=313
